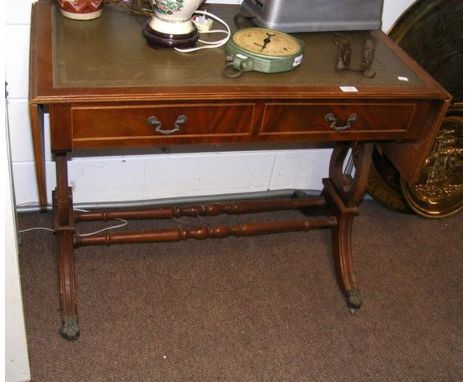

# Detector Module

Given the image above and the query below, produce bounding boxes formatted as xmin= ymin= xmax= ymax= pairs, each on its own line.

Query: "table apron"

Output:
xmin=49 ymin=99 xmax=435 ymax=152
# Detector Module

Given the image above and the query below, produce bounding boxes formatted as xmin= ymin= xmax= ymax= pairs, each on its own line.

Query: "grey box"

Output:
xmin=239 ymin=0 xmax=384 ymax=32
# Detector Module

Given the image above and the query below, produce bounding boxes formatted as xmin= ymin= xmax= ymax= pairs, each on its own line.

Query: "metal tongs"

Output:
xmin=334 ymin=34 xmax=376 ymax=79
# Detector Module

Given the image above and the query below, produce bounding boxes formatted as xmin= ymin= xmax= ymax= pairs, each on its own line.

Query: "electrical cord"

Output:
xmin=17 ymin=207 xmax=129 ymax=237
xmin=73 ymin=208 xmax=129 ymax=237
xmin=174 ymin=10 xmax=231 ymax=53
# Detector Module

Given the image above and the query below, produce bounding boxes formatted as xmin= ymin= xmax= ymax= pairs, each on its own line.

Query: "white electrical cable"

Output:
xmin=18 ymin=227 xmax=55 ymax=233
xmin=18 ymin=208 xmax=129 ymax=237
xmin=69 ymin=208 xmax=130 ymax=237
xmin=78 ymin=218 xmax=128 ymax=237
xmin=174 ymin=10 xmax=231 ymax=53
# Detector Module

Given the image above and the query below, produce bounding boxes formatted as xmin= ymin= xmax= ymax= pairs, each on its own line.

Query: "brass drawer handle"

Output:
xmin=325 ymin=113 xmax=357 ymax=131
xmin=147 ymin=115 xmax=188 ymax=135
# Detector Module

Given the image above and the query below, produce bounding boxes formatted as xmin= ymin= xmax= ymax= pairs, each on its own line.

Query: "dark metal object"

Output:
xmin=361 ymin=38 xmax=376 ymax=74
xmin=335 ymin=36 xmax=352 ymax=71
xmin=146 ymin=116 xmax=161 ymax=130
xmin=334 ymin=35 xmax=376 ymax=78
xmin=223 ymin=60 xmax=246 ymax=79
xmin=147 ymin=115 xmax=187 ymax=135
xmin=347 ymin=288 xmax=362 ymax=311
xmin=325 ymin=113 xmax=357 ymax=131
xmin=60 ymin=317 xmax=79 ymax=341
xmin=367 ymin=0 xmax=463 ymax=217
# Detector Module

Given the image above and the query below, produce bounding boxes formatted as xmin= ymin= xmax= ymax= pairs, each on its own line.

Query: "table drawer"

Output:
xmin=259 ymin=102 xmax=417 ymax=140
xmin=72 ymin=103 xmax=255 ymax=147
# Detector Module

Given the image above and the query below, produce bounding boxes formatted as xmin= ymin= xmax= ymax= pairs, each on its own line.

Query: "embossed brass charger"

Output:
xmin=400 ymin=107 xmax=462 ymax=218
xmin=366 ymin=146 xmax=411 ymax=213
xmin=366 ymin=0 xmax=463 ymax=217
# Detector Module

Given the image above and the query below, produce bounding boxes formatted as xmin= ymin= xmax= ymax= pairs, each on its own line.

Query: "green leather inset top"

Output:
xmin=52 ymin=4 xmax=423 ymax=89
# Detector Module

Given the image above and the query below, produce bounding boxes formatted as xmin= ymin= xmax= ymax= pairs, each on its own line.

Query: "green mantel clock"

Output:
xmin=224 ymin=27 xmax=305 ymax=77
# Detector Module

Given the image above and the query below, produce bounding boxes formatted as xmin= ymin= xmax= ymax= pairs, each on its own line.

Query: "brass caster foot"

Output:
xmin=60 ymin=317 xmax=80 ymax=341
xmin=347 ymin=288 xmax=362 ymax=311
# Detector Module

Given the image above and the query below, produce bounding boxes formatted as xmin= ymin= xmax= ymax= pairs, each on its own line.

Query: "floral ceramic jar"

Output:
xmin=148 ymin=0 xmax=204 ymax=35
xmin=57 ymin=0 xmax=104 ymax=20
xmin=143 ymin=0 xmax=205 ymax=48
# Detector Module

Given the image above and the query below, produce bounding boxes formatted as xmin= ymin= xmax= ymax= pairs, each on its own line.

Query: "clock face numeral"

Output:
xmin=233 ymin=28 xmax=301 ymax=57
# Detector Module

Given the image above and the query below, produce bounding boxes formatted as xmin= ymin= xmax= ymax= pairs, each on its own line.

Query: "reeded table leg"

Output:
xmin=324 ymin=142 xmax=374 ymax=312
xmin=53 ymin=154 xmax=79 ymax=340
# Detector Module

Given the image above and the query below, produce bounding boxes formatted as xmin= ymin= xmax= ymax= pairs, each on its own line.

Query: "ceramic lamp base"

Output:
xmin=142 ymin=21 xmax=199 ymax=49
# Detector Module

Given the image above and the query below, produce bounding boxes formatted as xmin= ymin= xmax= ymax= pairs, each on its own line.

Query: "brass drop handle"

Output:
xmin=147 ymin=115 xmax=188 ymax=135
xmin=325 ymin=113 xmax=357 ymax=131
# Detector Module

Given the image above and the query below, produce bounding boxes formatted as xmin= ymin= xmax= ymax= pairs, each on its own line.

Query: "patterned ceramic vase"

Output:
xmin=149 ymin=0 xmax=205 ymax=35
xmin=57 ymin=0 xmax=104 ymax=20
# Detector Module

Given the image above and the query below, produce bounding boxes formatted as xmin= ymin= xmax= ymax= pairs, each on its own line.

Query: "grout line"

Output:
xmin=267 ymin=154 xmax=278 ymax=190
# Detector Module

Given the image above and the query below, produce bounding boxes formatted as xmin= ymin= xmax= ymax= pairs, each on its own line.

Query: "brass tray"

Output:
xmin=366 ymin=0 xmax=462 ymax=217
xmin=366 ymin=146 xmax=411 ymax=213
xmin=401 ymin=107 xmax=462 ymax=218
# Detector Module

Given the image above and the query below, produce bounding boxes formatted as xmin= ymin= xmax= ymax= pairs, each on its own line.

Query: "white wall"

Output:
xmin=7 ymin=0 xmax=415 ymax=208
xmin=5 ymin=120 xmax=31 ymax=382
xmin=4 ymin=3 xmax=31 ymax=378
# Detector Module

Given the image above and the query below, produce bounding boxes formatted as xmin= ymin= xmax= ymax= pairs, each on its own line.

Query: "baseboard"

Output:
xmin=16 ymin=189 xmax=324 ymax=213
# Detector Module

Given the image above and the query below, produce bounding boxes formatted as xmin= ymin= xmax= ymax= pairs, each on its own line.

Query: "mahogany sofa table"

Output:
xmin=29 ymin=1 xmax=450 ymax=340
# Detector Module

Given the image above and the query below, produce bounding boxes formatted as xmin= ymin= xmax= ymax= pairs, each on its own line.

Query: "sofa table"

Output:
xmin=29 ymin=1 xmax=450 ymax=340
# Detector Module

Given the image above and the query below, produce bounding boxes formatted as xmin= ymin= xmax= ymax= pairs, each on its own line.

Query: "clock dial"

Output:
xmin=224 ymin=27 xmax=304 ymax=76
xmin=233 ymin=28 xmax=302 ymax=57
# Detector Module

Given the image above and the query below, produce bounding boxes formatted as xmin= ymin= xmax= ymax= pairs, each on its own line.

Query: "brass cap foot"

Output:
xmin=60 ymin=317 xmax=80 ymax=341
xmin=347 ymin=288 xmax=363 ymax=310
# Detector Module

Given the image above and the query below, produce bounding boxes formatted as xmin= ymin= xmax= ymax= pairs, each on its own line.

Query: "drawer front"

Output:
xmin=72 ymin=103 xmax=255 ymax=148
xmin=259 ymin=102 xmax=417 ymax=141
